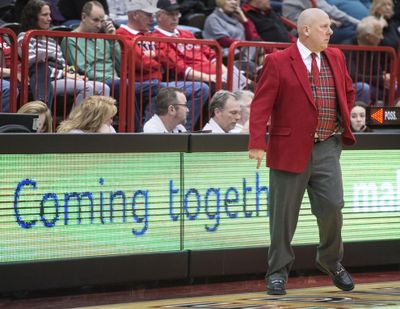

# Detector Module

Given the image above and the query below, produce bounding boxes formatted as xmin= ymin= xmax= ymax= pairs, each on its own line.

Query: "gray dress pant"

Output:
xmin=267 ymin=135 xmax=344 ymax=282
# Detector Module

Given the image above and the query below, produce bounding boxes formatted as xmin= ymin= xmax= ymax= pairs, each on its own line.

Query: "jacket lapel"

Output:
xmin=289 ymin=44 xmax=315 ymax=108
xmin=323 ymin=48 xmax=344 ymax=103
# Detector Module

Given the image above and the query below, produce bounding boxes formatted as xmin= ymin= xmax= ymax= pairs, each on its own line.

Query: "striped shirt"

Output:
xmin=18 ymin=32 xmax=66 ymax=80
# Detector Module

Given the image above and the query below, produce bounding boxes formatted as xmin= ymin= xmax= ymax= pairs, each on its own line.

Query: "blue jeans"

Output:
xmin=29 ymin=62 xmax=54 ymax=107
xmin=109 ymin=79 xmax=209 ymax=132
xmin=354 ymin=82 xmax=370 ymax=103
xmin=1 ymin=79 xmax=10 ymax=112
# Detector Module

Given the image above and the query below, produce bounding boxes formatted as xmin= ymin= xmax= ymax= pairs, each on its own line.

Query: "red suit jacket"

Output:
xmin=249 ymin=43 xmax=355 ymax=173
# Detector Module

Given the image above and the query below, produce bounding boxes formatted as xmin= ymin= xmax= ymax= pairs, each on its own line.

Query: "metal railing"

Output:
xmin=0 ymin=28 xmax=18 ymax=112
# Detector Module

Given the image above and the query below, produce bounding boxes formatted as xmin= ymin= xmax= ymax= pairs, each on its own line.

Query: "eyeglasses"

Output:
xmin=173 ymin=103 xmax=188 ymax=108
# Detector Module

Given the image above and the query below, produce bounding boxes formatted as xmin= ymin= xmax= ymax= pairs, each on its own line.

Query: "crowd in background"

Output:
xmin=1 ymin=0 xmax=400 ymax=133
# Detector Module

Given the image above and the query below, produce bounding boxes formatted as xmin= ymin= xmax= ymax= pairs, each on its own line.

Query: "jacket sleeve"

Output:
xmin=248 ymin=54 xmax=279 ymax=150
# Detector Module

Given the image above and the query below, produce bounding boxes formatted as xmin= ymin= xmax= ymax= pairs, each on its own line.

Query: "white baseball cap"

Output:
xmin=125 ymin=0 xmax=159 ymax=13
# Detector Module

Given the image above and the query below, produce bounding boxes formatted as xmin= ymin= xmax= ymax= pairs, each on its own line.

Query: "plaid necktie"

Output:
xmin=311 ymin=52 xmax=319 ymax=86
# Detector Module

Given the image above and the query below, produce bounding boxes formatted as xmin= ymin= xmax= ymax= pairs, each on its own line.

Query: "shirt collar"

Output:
xmin=297 ymin=39 xmax=321 ymax=61
xmin=154 ymin=26 xmax=179 ymax=37
xmin=120 ymin=24 xmax=143 ymax=35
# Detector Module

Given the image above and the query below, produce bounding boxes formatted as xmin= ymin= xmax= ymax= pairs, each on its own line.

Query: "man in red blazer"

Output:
xmin=249 ymin=8 xmax=355 ymax=295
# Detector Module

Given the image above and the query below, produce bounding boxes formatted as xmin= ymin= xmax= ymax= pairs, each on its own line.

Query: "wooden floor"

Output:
xmin=1 ymin=267 xmax=399 ymax=308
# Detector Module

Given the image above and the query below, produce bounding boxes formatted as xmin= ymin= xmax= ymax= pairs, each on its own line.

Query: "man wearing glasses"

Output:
xmin=143 ymin=87 xmax=188 ymax=133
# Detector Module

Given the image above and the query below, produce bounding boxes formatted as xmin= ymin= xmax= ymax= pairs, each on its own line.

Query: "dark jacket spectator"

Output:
xmin=242 ymin=0 xmax=293 ymax=43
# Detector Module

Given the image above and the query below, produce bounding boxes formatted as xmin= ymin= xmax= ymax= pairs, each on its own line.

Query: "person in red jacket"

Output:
xmin=249 ymin=8 xmax=355 ymax=295
xmin=152 ymin=0 xmax=248 ymax=91
xmin=116 ymin=0 xmax=209 ymax=131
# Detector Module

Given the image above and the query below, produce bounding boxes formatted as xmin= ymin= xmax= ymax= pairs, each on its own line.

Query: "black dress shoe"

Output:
xmin=316 ymin=262 xmax=354 ymax=291
xmin=267 ymin=279 xmax=286 ymax=295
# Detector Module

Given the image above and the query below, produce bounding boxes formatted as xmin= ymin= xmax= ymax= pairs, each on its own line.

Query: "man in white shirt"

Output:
xmin=230 ymin=90 xmax=254 ymax=133
xmin=143 ymin=87 xmax=188 ymax=133
xmin=202 ymin=90 xmax=241 ymax=133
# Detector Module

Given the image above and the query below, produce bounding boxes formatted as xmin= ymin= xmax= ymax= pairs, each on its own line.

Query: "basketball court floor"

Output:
xmin=1 ymin=269 xmax=399 ymax=308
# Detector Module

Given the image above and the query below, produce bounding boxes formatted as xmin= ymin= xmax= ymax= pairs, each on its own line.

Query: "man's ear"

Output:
xmin=168 ymin=105 xmax=175 ymax=114
xmin=81 ymin=12 xmax=87 ymax=21
xmin=303 ymin=25 xmax=310 ymax=37
xmin=214 ymin=107 xmax=222 ymax=117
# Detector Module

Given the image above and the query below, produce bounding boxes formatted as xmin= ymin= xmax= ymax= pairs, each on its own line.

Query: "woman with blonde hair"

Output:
xmin=17 ymin=100 xmax=53 ymax=132
xmin=57 ymin=96 xmax=117 ymax=133
xmin=370 ymin=0 xmax=400 ymax=50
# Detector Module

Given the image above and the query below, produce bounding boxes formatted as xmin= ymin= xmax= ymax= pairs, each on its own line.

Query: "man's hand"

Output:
xmin=102 ymin=18 xmax=116 ymax=34
xmin=248 ymin=149 xmax=265 ymax=169
xmin=383 ymin=72 xmax=391 ymax=89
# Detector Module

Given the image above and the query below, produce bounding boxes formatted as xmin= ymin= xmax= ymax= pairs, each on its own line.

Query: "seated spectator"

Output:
xmin=17 ymin=100 xmax=53 ymax=132
xmin=57 ymin=95 xmax=117 ymax=133
xmin=202 ymin=90 xmax=241 ymax=133
xmin=230 ymin=89 xmax=253 ymax=133
xmin=61 ymin=1 xmax=119 ymax=89
xmin=350 ymin=101 xmax=372 ymax=132
xmin=242 ymin=0 xmax=294 ymax=43
xmin=115 ymin=0 xmax=209 ymax=131
xmin=282 ymin=0 xmax=359 ymax=44
xmin=143 ymin=87 xmax=188 ymax=133
xmin=326 ymin=0 xmax=370 ymax=20
xmin=0 ymin=78 xmax=10 ymax=112
xmin=350 ymin=16 xmax=391 ymax=104
xmin=18 ymin=0 xmax=108 ymax=107
xmin=152 ymin=0 xmax=248 ymax=91
xmin=202 ymin=0 xmax=260 ymax=57
xmin=370 ymin=0 xmax=400 ymax=51
xmin=1 ymin=37 xmax=19 ymax=112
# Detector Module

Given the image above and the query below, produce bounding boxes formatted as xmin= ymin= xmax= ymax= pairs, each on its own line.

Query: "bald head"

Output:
xmin=297 ymin=8 xmax=333 ymax=52
xmin=298 ymin=8 xmax=329 ymax=32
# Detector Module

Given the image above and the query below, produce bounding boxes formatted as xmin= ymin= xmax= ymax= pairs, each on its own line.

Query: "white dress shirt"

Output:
xmin=202 ymin=118 xmax=226 ymax=133
xmin=143 ymin=114 xmax=186 ymax=133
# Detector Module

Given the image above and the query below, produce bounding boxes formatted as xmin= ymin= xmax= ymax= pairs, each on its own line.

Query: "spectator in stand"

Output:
xmin=115 ymin=0 xmax=209 ymax=131
xmin=242 ymin=0 xmax=294 ymax=43
xmin=202 ymin=90 xmax=241 ymax=133
xmin=0 ymin=37 xmax=17 ymax=112
xmin=202 ymin=0 xmax=261 ymax=55
xmin=17 ymin=100 xmax=53 ymax=132
xmin=370 ymin=0 xmax=400 ymax=51
xmin=230 ymin=89 xmax=253 ymax=133
xmin=326 ymin=0 xmax=371 ymax=20
xmin=19 ymin=0 xmax=108 ymax=107
xmin=203 ymin=0 xmax=261 ymax=73
xmin=143 ymin=87 xmax=188 ymax=133
xmin=153 ymin=0 xmax=248 ymax=91
xmin=282 ymin=0 xmax=360 ymax=43
xmin=0 ymin=78 xmax=10 ymax=112
xmin=350 ymin=101 xmax=372 ymax=132
xmin=350 ymin=16 xmax=391 ymax=103
xmin=57 ymin=95 xmax=117 ymax=133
